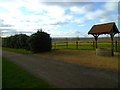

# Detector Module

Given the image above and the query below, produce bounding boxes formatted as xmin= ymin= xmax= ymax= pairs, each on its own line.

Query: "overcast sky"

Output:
xmin=0 ymin=0 xmax=119 ymax=38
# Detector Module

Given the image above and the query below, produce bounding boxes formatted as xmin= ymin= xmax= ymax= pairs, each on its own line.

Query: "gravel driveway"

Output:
xmin=2 ymin=51 xmax=118 ymax=88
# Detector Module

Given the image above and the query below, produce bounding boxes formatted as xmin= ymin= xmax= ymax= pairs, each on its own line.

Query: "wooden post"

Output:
xmin=115 ymin=40 xmax=117 ymax=52
xmin=110 ymin=33 xmax=114 ymax=56
xmin=76 ymin=41 xmax=78 ymax=49
xmin=65 ymin=38 xmax=68 ymax=49
xmin=93 ymin=41 xmax=95 ymax=48
xmin=66 ymin=41 xmax=68 ymax=49
xmin=54 ymin=42 xmax=56 ymax=49
xmin=93 ymin=34 xmax=99 ymax=48
xmin=76 ymin=37 xmax=79 ymax=49
xmin=95 ymin=36 xmax=98 ymax=48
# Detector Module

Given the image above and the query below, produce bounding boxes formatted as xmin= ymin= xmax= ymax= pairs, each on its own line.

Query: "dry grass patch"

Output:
xmin=34 ymin=50 xmax=119 ymax=71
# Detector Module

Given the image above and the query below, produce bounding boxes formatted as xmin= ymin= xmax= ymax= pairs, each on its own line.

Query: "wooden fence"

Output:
xmin=52 ymin=40 xmax=119 ymax=52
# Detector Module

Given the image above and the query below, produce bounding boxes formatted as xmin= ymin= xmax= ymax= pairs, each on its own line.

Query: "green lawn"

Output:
xmin=2 ymin=57 xmax=54 ymax=88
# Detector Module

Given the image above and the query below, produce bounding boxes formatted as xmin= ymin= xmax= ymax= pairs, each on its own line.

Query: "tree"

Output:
xmin=28 ymin=30 xmax=51 ymax=53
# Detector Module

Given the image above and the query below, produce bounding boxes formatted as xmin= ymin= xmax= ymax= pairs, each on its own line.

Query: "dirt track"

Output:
xmin=2 ymin=51 xmax=118 ymax=88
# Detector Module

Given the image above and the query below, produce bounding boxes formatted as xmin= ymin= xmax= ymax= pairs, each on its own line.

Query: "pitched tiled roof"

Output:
xmin=88 ymin=22 xmax=119 ymax=35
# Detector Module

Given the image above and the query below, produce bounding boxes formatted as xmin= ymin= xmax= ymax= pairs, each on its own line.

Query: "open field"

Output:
xmin=2 ymin=57 xmax=54 ymax=88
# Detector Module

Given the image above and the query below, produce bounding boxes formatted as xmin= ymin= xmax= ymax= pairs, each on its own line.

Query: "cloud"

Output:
xmin=50 ymin=29 xmax=78 ymax=37
xmin=0 ymin=24 xmax=13 ymax=27
xmin=84 ymin=2 xmax=118 ymax=23
xmin=45 ymin=6 xmax=65 ymax=17
xmin=42 ymin=2 xmax=92 ymax=8
xmin=0 ymin=0 xmax=118 ymax=37
xmin=104 ymin=2 xmax=118 ymax=11
xmin=48 ymin=21 xmax=69 ymax=26
xmin=0 ymin=0 xmax=68 ymax=33
xmin=40 ymin=0 xmax=119 ymax=3
xmin=70 ymin=4 xmax=93 ymax=15
xmin=1 ymin=28 xmax=17 ymax=37
xmin=1 ymin=28 xmax=33 ymax=37
xmin=85 ymin=9 xmax=106 ymax=20
xmin=0 ymin=19 xmax=15 ymax=36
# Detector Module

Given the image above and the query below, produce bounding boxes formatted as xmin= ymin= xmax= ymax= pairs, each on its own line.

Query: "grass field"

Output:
xmin=2 ymin=57 xmax=54 ymax=88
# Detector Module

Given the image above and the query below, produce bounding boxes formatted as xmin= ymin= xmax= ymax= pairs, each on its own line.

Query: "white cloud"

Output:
xmin=85 ymin=9 xmax=107 ymax=20
xmin=38 ymin=0 xmax=119 ymax=2
xmin=70 ymin=4 xmax=93 ymax=15
xmin=74 ymin=18 xmax=85 ymax=24
xmin=46 ymin=6 xmax=65 ymax=18
xmin=50 ymin=29 xmax=77 ymax=37
xmin=0 ymin=0 xmax=118 ymax=37
xmin=104 ymin=2 xmax=118 ymax=11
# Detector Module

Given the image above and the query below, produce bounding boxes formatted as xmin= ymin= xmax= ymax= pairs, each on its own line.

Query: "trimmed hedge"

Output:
xmin=28 ymin=31 xmax=51 ymax=53
xmin=2 ymin=31 xmax=52 ymax=53
xmin=2 ymin=34 xmax=29 ymax=49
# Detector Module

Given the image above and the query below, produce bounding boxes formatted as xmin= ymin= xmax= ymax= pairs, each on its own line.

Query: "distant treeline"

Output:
xmin=2 ymin=30 xmax=52 ymax=53
xmin=52 ymin=37 xmax=120 ymax=42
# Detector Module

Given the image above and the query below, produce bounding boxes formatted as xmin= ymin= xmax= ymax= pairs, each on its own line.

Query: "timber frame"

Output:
xmin=88 ymin=22 xmax=119 ymax=56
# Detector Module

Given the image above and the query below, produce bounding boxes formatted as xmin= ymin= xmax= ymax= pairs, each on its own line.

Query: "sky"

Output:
xmin=0 ymin=0 xmax=119 ymax=38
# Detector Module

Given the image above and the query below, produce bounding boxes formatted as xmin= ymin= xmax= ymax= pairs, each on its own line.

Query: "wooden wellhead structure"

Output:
xmin=88 ymin=22 xmax=119 ymax=56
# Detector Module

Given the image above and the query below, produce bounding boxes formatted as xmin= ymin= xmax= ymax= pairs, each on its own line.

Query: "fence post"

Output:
xmin=115 ymin=40 xmax=117 ymax=52
xmin=93 ymin=41 xmax=95 ymax=48
xmin=76 ymin=41 xmax=78 ymax=49
xmin=65 ymin=38 xmax=68 ymax=49
xmin=54 ymin=42 xmax=56 ymax=49
xmin=66 ymin=41 xmax=68 ymax=49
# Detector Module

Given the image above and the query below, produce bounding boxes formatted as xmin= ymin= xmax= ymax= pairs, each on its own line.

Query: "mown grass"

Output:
xmin=2 ymin=57 xmax=54 ymax=88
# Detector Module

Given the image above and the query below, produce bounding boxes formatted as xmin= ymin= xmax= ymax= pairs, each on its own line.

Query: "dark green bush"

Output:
xmin=28 ymin=30 xmax=51 ymax=53
xmin=2 ymin=34 xmax=29 ymax=49
xmin=2 ymin=30 xmax=51 ymax=53
xmin=17 ymin=34 xmax=29 ymax=49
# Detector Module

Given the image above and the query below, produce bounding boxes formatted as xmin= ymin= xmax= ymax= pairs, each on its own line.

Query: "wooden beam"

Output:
xmin=93 ymin=34 xmax=99 ymax=48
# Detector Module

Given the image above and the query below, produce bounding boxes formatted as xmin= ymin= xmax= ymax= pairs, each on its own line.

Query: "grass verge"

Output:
xmin=34 ymin=50 xmax=119 ymax=72
xmin=2 ymin=48 xmax=32 ymax=55
xmin=2 ymin=57 xmax=54 ymax=88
